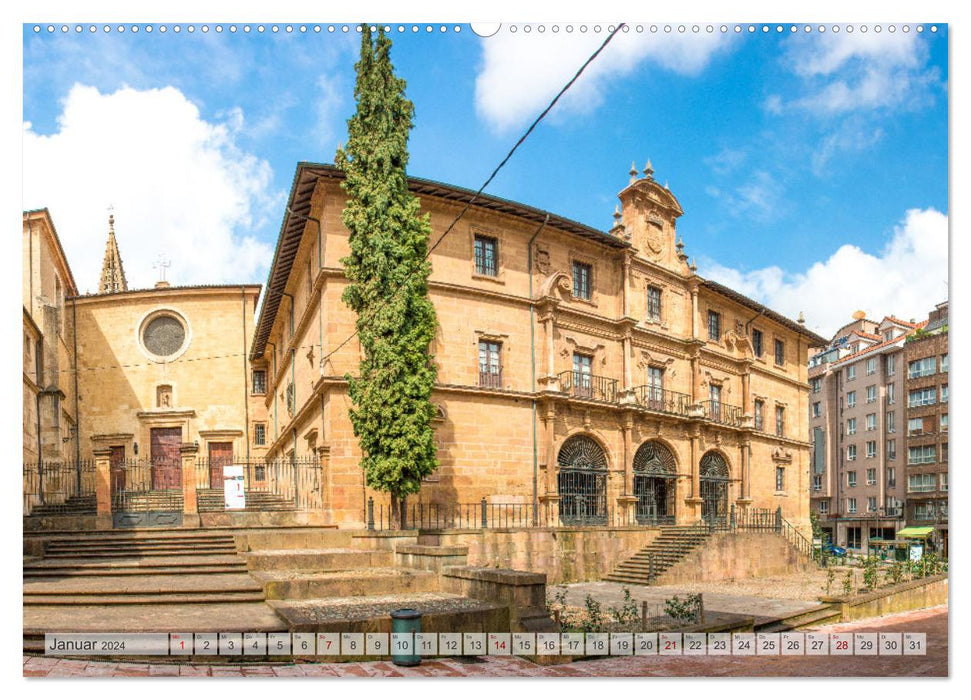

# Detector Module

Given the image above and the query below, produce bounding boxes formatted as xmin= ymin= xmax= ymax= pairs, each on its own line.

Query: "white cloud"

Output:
xmin=23 ymin=84 xmax=278 ymax=292
xmin=700 ymin=208 xmax=948 ymax=338
xmin=475 ymin=26 xmax=733 ymax=133
xmin=773 ymin=31 xmax=940 ymax=115
xmin=705 ymin=170 xmax=786 ymax=223
xmin=810 ymin=120 xmax=884 ymax=175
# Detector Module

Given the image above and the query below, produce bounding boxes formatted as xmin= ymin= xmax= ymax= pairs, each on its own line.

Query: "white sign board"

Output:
xmin=223 ymin=465 xmax=246 ymax=509
xmin=909 ymin=543 xmax=924 ymax=562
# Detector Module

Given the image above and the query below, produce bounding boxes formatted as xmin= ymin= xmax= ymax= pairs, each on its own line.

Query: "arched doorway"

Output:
xmin=557 ymin=435 xmax=608 ymax=525
xmin=699 ymin=451 xmax=730 ymax=524
xmin=633 ymin=441 xmax=677 ymax=524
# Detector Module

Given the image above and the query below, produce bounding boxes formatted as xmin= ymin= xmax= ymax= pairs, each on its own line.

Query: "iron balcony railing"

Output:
xmin=631 ymin=386 xmax=691 ymax=416
xmin=699 ymin=400 xmax=744 ymax=427
xmin=558 ymin=370 xmax=618 ymax=403
xmin=478 ymin=371 xmax=503 ymax=389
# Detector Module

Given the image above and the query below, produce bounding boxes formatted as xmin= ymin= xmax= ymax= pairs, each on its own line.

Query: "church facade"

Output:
xmin=23 ymin=161 xmax=824 ymax=533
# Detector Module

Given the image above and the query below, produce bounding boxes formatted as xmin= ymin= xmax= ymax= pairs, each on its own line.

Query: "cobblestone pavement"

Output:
xmin=23 ymin=605 xmax=946 ymax=678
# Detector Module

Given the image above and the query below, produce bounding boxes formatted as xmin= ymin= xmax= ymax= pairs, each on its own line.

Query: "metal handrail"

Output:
xmin=699 ymin=400 xmax=744 ymax=426
xmin=557 ymin=370 xmax=618 ymax=403
xmin=631 ymin=386 xmax=691 ymax=416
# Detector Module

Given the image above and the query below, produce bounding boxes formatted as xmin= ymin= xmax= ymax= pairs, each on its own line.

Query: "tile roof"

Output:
xmin=830 ymin=322 xmax=927 ymax=367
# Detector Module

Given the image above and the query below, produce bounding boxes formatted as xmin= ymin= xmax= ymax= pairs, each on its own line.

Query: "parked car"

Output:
xmin=822 ymin=542 xmax=847 ymax=557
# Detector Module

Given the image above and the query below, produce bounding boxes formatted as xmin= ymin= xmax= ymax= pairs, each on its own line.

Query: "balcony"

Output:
xmin=630 ymin=386 xmax=691 ymax=416
xmin=478 ymin=371 xmax=503 ymax=390
xmin=557 ymin=370 xmax=618 ymax=403
xmin=700 ymin=400 xmax=744 ymax=427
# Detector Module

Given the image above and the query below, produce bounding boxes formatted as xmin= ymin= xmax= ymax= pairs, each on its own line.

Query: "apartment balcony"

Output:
xmin=630 ymin=386 xmax=692 ymax=417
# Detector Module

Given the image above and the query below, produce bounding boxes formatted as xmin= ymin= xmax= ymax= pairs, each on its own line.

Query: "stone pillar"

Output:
xmin=622 ymin=334 xmax=633 ymax=393
xmin=737 ymin=439 xmax=753 ymax=509
xmin=93 ymin=447 xmax=112 ymax=516
xmin=684 ymin=423 xmax=703 ymax=521
xmin=539 ymin=403 xmax=559 ymax=526
xmin=690 ymin=354 xmax=701 ymax=404
xmin=180 ymin=442 xmax=199 ymax=515
xmin=741 ymin=370 xmax=751 ymax=415
xmin=618 ymin=413 xmax=637 ymax=525
xmin=546 ymin=316 xmax=556 ymax=384
xmin=690 ymin=285 xmax=699 ymax=340
xmin=621 ymin=254 xmax=631 ymax=319
xmin=316 ymin=444 xmax=331 ymax=513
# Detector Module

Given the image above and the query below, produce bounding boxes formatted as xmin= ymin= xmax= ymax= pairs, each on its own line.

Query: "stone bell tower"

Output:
xmin=98 ymin=211 xmax=128 ymax=294
xmin=615 ymin=160 xmax=690 ymax=276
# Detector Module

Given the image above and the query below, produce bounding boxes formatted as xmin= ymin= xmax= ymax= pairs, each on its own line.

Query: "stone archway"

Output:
xmin=699 ymin=450 xmax=730 ymax=524
xmin=557 ymin=434 xmax=608 ymax=525
xmin=632 ymin=440 xmax=678 ymax=524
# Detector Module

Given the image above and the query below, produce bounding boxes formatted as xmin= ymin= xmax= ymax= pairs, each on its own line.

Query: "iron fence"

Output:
xmin=558 ymin=370 xmax=618 ymax=403
xmin=194 ymin=456 xmax=322 ymax=511
xmin=23 ymin=460 xmax=98 ymax=516
xmin=112 ymin=458 xmax=184 ymax=512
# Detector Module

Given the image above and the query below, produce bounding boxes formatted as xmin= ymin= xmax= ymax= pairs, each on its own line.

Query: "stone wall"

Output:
xmin=423 ymin=526 xmax=661 ymax=584
xmin=654 ymin=532 xmax=816 ymax=585
xmin=822 ymin=574 xmax=948 ymax=621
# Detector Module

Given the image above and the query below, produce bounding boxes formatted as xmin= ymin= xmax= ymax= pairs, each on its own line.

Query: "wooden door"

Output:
xmin=208 ymin=442 xmax=234 ymax=490
xmin=109 ymin=445 xmax=125 ymax=498
xmin=150 ymin=427 xmax=182 ymax=490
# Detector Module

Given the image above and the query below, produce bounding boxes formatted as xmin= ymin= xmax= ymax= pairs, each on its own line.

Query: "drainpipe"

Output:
xmin=72 ymin=297 xmax=80 ymax=465
xmin=267 ymin=341 xmax=278 ymax=445
xmin=528 ymin=215 xmax=549 ymax=525
xmin=282 ymin=291 xmax=296 ymax=424
xmin=241 ymin=288 xmax=251 ymax=462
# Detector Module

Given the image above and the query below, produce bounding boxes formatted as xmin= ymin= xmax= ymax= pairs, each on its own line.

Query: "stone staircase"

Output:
xmin=603 ymin=524 xmax=711 ymax=585
xmin=196 ymin=489 xmax=297 ymax=512
xmin=753 ymin=604 xmax=842 ymax=632
xmin=26 ymin=494 xmax=97 ymax=517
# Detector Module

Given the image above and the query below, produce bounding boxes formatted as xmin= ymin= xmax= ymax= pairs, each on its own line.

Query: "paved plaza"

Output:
xmin=23 ymin=605 xmax=947 ymax=678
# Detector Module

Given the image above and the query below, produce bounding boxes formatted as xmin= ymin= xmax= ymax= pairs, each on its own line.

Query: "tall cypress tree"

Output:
xmin=336 ymin=25 xmax=438 ymax=526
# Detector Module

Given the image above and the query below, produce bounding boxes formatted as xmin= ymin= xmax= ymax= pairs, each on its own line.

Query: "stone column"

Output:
xmin=690 ymin=285 xmax=700 ymax=340
xmin=741 ymin=369 xmax=751 ymax=415
xmin=180 ymin=442 xmax=199 ymax=516
xmin=546 ymin=315 xmax=556 ymax=385
xmin=538 ymin=403 xmax=559 ymax=526
xmin=684 ymin=423 xmax=703 ymax=521
xmin=93 ymin=447 xmax=112 ymax=516
xmin=736 ymin=439 xmax=753 ymax=509
xmin=617 ymin=413 xmax=637 ymax=525
xmin=316 ymin=444 xmax=331 ymax=514
xmin=622 ymin=334 xmax=633 ymax=394
xmin=622 ymin=254 xmax=631 ymax=319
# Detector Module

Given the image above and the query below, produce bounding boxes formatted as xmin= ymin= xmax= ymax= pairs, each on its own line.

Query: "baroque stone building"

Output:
xmin=251 ymin=161 xmax=825 ymax=530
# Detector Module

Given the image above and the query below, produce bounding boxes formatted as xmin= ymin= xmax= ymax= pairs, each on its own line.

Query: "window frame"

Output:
xmin=478 ymin=339 xmax=503 ymax=389
xmin=572 ymin=260 xmax=593 ymax=300
xmin=774 ymin=338 xmax=785 ymax=366
xmin=707 ymin=310 xmax=721 ymax=342
xmin=473 ymin=233 xmax=499 ymax=278
xmin=646 ymin=285 xmax=662 ymax=322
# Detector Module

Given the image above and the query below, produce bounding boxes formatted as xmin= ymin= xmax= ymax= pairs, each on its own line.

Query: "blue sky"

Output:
xmin=22 ymin=22 xmax=948 ymax=336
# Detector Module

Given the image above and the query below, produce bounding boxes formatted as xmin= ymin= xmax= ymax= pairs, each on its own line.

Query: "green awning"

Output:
xmin=896 ymin=527 xmax=935 ymax=538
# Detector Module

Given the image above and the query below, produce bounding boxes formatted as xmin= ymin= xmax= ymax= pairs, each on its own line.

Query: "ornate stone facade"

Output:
xmin=253 ymin=162 xmax=825 ymax=532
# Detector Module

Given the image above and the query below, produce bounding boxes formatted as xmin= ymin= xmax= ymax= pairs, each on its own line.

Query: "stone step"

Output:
xmin=44 ymin=545 xmax=239 ymax=556
xmin=244 ymin=548 xmax=393 ymax=572
xmin=24 ymin=573 xmax=263 ymax=597
xmin=24 ymin=591 xmax=266 ymax=606
xmin=754 ymin=605 xmax=842 ymax=633
xmin=45 ymin=535 xmax=236 ymax=545
xmin=269 ymin=592 xmax=509 ymax=634
xmin=252 ymin=567 xmax=439 ymax=600
xmin=24 ymin=565 xmax=248 ymax=579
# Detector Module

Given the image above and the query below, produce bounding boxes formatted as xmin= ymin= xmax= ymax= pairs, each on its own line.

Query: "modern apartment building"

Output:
xmin=809 ymin=312 xmax=921 ymax=551
xmin=904 ymin=301 xmax=949 ymax=556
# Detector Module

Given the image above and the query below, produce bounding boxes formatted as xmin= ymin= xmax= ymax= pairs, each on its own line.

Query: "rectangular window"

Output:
xmin=866 ymin=358 xmax=877 ymax=375
xmin=941 ymin=414 xmax=948 ymax=432
xmin=847 ymin=418 xmax=857 ymax=435
xmin=707 ymin=310 xmax=721 ymax=341
xmin=940 ymin=473 xmax=948 ymax=492
xmin=709 ymin=385 xmax=722 ymax=419
xmin=848 ymin=499 xmax=858 ymax=515
xmin=252 ymin=369 xmax=267 ymax=395
xmin=647 ymin=286 xmax=662 ymax=321
xmin=751 ymin=329 xmax=763 ymax=358
xmin=887 ymin=467 xmax=896 ymax=488
xmin=478 ymin=340 xmax=502 ymax=388
xmin=908 ymin=417 xmax=927 ymax=436
xmin=812 ymin=402 xmax=821 ymax=418
xmin=908 ymin=357 xmax=936 ymax=379
xmin=941 ymin=384 xmax=948 ymax=402
xmin=812 ymin=474 xmax=822 ymax=491
xmin=754 ymin=400 xmax=764 ymax=431
xmin=866 ymin=441 xmax=877 ymax=459
xmin=941 ymin=441 xmax=948 ymax=463
xmin=776 ymin=467 xmax=785 ymax=492
xmin=887 ymin=439 xmax=896 ymax=460
xmin=847 ymin=391 xmax=856 ymax=408
xmin=865 ymin=413 xmax=876 ymax=431
xmin=646 ymin=366 xmax=664 ymax=404
xmin=573 ymin=353 xmax=593 ymax=397
xmin=887 ymin=383 xmax=895 ymax=404
xmin=847 ymin=445 xmax=857 ymax=462
xmin=866 ymin=385 xmax=877 ymax=403
xmin=775 ymin=405 xmax=785 ymax=437
xmin=572 ymin=261 xmax=592 ymax=300
xmin=819 ymin=501 xmax=829 ymax=514
xmin=908 ymin=388 xmax=936 ymax=407
xmin=940 ymin=353 xmax=949 ymax=373
xmin=473 ymin=234 xmax=498 ymax=276
xmin=887 ymin=355 xmax=896 ymax=376
xmin=886 ymin=411 xmax=895 ymax=433
xmin=908 ymin=474 xmax=936 ymax=493
xmin=847 ymin=365 xmax=857 ymax=381
xmin=811 ymin=377 xmax=821 ymax=393
xmin=774 ymin=339 xmax=785 ymax=366
xmin=907 ymin=445 xmax=936 ymax=465
xmin=867 ymin=496 xmax=877 ymax=512
xmin=253 ymin=423 xmax=266 ymax=446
